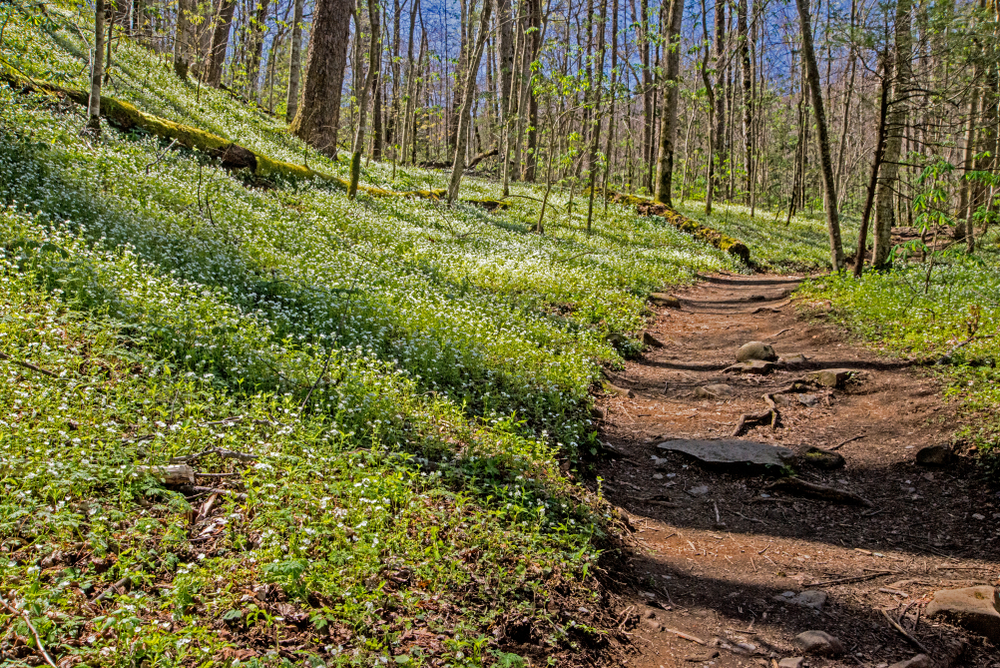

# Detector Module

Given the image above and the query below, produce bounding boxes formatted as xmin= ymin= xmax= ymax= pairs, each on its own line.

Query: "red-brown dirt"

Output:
xmin=594 ymin=273 xmax=1000 ymax=668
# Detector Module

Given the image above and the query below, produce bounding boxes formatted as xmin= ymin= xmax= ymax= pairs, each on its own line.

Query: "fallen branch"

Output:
xmin=171 ymin=447 xmax=257 ymax=464
xmin=830 ymin=434 xmax=865 ymax=451
xmin=136 ymin=464 xmax=195 ymax=485
xmin=0 ymin=351 xmax=59 ymax=378
xmin=663 ymin=627 xmax=706 ymax=645
xmin=766 ymin=477 xmax=873 ymax=507
xmin=179 ymin=485 xmax=248 ymax=501
xmin=0 ymin=595 xmax=59 ymax=668
xmin=935 ymin=334 xmax=996 ymax=365
xmin=880 ymin=608 xmax=932 ymax=655
xmin=805 ymin=571 xmax=895 ymax=587
xmin=93 ymin=574 xmax=131 ymax=603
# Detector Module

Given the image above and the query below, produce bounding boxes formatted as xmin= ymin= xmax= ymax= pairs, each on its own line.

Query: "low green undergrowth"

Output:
xmin=800 ymin=241 xmax=1000 ymax=481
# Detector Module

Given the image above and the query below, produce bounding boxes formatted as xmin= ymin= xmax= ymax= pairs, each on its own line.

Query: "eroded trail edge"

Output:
xmin=594 ymin=273 xmax=999 ymax=668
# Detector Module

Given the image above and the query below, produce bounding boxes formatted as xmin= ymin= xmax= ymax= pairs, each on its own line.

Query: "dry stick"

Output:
xmin=143 ymin=137 xmax=178 ymax=174
xmin=806 ymin=570 xmax=895 ymax=587
xmin=830 ymin=433 xmax=864 ymax=451
xmin=663 ymin=627 xmax=706 ymax=645
xmin=0 ymin=351 xmax=59 ymax=378
xmin=171 ymin=447 xmax=257 ymax=464
xmin=880 ymin=608 xmax=932 ymax=655
xmin=93 ymin=574 xmax=131 ymax=603
xmin=935 ymin=334 xmax=996 ymax=365
xmin=0 ymin=596 xmax=58 ymax=668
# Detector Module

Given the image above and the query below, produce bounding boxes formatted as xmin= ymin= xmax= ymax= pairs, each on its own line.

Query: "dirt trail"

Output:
xmin=595 ymin=273 xmax=999 ymax=668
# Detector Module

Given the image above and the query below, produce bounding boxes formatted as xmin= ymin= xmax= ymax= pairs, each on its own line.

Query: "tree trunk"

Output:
xmin=585 ymin=0 xmax=608 ymax=234
xmin=523 ymin=0 xmax=542 ymax=181
xmin=713 ymin=0 xmax=726 ymax=203
xmin=872 ymin=0 xmax=912 ymax=269
xmin=653 ymin=0 xmax=684 ymax=206
xmin=738 ymin=0 xmax=753 ymax=203
xmin=602 ymin=0 xmax=620 ymax=205
xmin=246 ymin=0 xmax=270 ymax=99
xmin=640 ymin=0 xmax=653 ymax=193
xmin=290 ymin=0 xmax=353 ymax=158
xmin=87 ymin=0 xmax=106 ymax=135
xmin=173 ymin=0 xmax=195 ymax=78
xmin=285 ymin=0 xmax=304 ymax=120
xmin=205 ymin=0 xmax=237 ymax=88
xmin=854 ymin=66 xmax=891 ymax=277
xmin=448 ymin=0 xmax=494 ymax=203
xmin=794 ymin=0 xmax=844 ymax=270
xmin=349 ymin=0 xmax=381 ymax=198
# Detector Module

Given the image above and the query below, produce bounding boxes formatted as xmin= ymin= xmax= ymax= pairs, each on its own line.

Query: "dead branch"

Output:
xmin=663 ymin=627 xmax=706 ymax=645
xmin=171 ymin=448 xmax=257 ymax=464
xmin=179 ymin=485 xmax=248 ymax=501
xmin=880 ymin=608 xmax=932 ymax=655
xmin=93 ymin=574 xmax=131 ymax=603
xmin=0 ymin=351 xmax=59 ymax=378
xmin=0 ymin=595 xmax=59 ymax=668
xmin=766 ymin=477 xmax=873 ymax=507
xmin=806 ymin=571 xmax=895 ymax=587
xmin=731 ymin=409 xmax=779 ymax=437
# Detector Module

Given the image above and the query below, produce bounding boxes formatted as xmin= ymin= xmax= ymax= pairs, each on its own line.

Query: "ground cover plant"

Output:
xmin=0 ymin=6 xmax=866 ymax=667
xmin=799 ymin=231 xmax=1000 ymax=480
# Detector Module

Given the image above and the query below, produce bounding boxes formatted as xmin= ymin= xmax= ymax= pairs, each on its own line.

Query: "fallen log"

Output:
xmin=604 ymin=191 xmax=751 ymax=264
xmin=0 ymin=68 xmax=454 ymax=200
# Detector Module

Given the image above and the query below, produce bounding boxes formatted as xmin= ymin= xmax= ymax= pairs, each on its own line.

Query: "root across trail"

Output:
xmin=595 ymin=273 xmax=998 ymax=667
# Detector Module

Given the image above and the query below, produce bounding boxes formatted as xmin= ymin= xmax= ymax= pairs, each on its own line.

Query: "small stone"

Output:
xmin=802 ymin=446 xmax=846 ymax=470
xmin=925 ymin=586 xmax=1000 ymax=641
xmin=641 ymin=616 xmax=663 ymax=632
xmin=797 ymin=393 xmax=820 ymax=407
xmin=778 ymin=658 xmax=805 ymax=668
xmin=694 ymin=383 xmax=735 ymax=399
xmin=773 ymin=590 xmax=827 ymax=610
xmin=737 ymin=341 xmax=778 ymax=362
xmin=916 ymin=444 xmax=952 ymax=466
xmin=792 ymin=630 xmax=845 ymax=656
xmin=683 ymin=649 xmax=720 ymax=662
xmin=649 ymin=293 xmax=681 ymax=308
xmin=652 ymin=473 xmax=664 ymax=480
xmin=603 ymin=381 xmax=635 ymax=398
xmin=591 ymin=406 xmax=607 ymax=420
xmin=780 ymin=353 xmax=809 ymax=366
xmin=888 ymin=655 xmax=934 ymax=668
xmin=809 ymin=368 xmax=856 ymax=388
xmin=686 ymin=485 xmax=710 ymax=497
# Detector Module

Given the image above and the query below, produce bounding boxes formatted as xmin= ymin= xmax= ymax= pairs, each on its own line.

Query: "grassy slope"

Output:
xmin=0 ymin=6 xmax=847 ymax=668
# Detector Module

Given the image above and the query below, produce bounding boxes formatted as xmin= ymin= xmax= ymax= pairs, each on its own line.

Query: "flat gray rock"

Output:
xmin=792 ymin=630 xmax=844 ymax=657
xmin=657 ymin=439 xmax=794 ymax=470
xmin=773 ymin=590 xmax=827 ymax=610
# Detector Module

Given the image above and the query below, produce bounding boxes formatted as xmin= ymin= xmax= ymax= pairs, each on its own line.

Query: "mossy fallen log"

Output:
xmin=605 ymin=191 xmax=751 ymax=265
xmin=1 ymin=68 xmax=450 ymax=200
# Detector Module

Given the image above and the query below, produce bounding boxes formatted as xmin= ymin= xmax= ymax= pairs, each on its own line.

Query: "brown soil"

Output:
xmin=594 ymin=273 xmax=1000 ymax=668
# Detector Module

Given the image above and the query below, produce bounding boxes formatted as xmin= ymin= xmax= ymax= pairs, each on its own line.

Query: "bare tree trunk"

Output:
xmin=738 ymin=0 xmax=753 ymax=203
xmin=854 ymin=66 xmax=890 ymax=277
xmin=349 ymin=0 xmax=381 ymax=198
xmin=653 ymin=0 xmax=684 ymax=205
xmin=448 ymin=0 xmax=494 ymax=203
xmin=872 ymin=0 xmax=912 ymax=269
xmin=640 ymin=0 xmax=653 ymax=193
xmin=245 ymin=0 xmax=270 ymax=99
xmin=87 ymin=0 xmax=106 ymax=135
xmin=285 ymin=0 xmax=304 ymax=120
xmin=700 ymin=0 xmax=715 ymax=215
xmin=713 ymin=0 xmax=726 ymax=203
xmin=400 ymin=0 xmax=421 ymax=166
xmin=173 ymin=0 xmax=195 ymax=78
xmin=205 ymin=0 xmax=237 ymax=88
xmin=959 ymin=87 xmax=979 ymax=249
xmin=524 ymin=0 xmax=542 ymax=181
xmin=794 ymin=0 xmax=844 ymax=270
xmin=585 ymin=0 xmax=609 ymax=234
xmin=290 ymin=0 xmax=353 ymax=158
xmin=602 ymin=0 xmax=620 ymax=205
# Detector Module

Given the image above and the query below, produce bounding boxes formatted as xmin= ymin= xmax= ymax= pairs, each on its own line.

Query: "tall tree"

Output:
xmin=448 ymin=0 xmax=494 ymax=203
xmin=349 ymin=0 xmax=382 ymax=198
xmin=737 ymin=0 xmax=753 ymax=203
xmin=205 ymin=0 xmax=237 ymax=88
xmin=794 ymin=0 xmax=845 ymax=270
xmin=653 ymin=0 xmax=684 ymax=206
xmin=246 ymin=0 xmax=271 ymax=98
xmin=285 ymin=0 xmax=305 ymax=120
xmin=87 ymin=0 xmax=107 ymax=135
xmin=872 ymin=0 xmax=913 ymax=269
xmin=290 ymin=0 xmax=353 ymax=157
xmin=712 ymin=0 xmax=726 ymax=202
xmin=173 ymin=0 xmax=195 ymax=78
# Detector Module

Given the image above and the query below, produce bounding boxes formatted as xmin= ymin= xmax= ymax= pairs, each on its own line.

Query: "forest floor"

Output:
xmin=593 ymin=273 xmax=1000 ymax=668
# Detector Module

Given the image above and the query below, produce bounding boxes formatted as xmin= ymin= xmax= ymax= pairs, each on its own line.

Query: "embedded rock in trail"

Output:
xmin=736 ymin=341 xmax=778 ymax=362
xmin=889 ymin=655 xmax=934 ymax=668
xmin=802 ymin=446 xmax=846 ymax=470
xmin=777 ymin=658 xmax=805 ymax=668
xmin=773 ymin=590 xmax=827 ymax=610
xmin=791 ymin=630 xmax=845 ymax=656
xmin=694 ymin=383 xmax=734 ymax=399
xmin=779 ymin=353 xmax=809 ymax=367
xmin=809 ymin=368 xmax=856 ymax=388
xmin=643 ymin=331 xmax=667 ymax=348
xmin=925 ymin=586 xmax=1000 ymax=641
xmin=657 ymin=439 xmax=794 ymax=471
xmin=724 ymin=360 xmax=777 ymax=375
xmin=917 ymin=444 xmax=952 ymax=466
